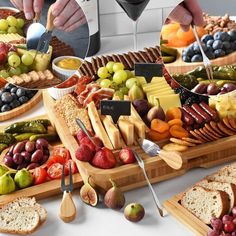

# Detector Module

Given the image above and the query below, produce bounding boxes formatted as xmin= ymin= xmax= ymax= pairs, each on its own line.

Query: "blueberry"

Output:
xmin=11 ymin=93 xmax=17 ymax=101
xmin=205 ymin=50 xmax=215 ymax=60
xmin=191 ymin=54 xmax=203 ymax=62
xmin=230 ymin=42 xmax=236 ymax=50
xmin=19 ymin=96 xmax=29 ymax=104
xmin=206 ymin=39 xmax=214 ymax=47
xmin=222 ymin=41 xmax=231 ymax=50
xmin=1 ymin=104 xmax=11 ymax=112
xmin=184 ymin=47 xmax=194 ymax=57
xmin=214 ymin=49 xmax=226 ymax=58
xmin=10 ymin=100 xmax=21 ymax=109
xmin=228 ymin=30 xmax=236 ymax=41
xmin=201 ymin=34 xmax=213 ymax=44
xmin=226 ymin=49 xmax=234 ymax=55
xmin=192 ymin=42 xmax=201 ymax=54
xmin=221 ymin=32 xmax=231 ymax=41
xmin=10 ymin=87 xmax=17 ymax=94
xmin=0 ymin=100 xmax=2 ymax=107
xmin=212 ymin=40 xmax=223 ymax=50
xmin=1 ymin=92 xmax=13 ymax=103
xmin=4 ymin=83 xmax=15 ymax=91
xmin=214 ymin=31 xmax=223 ymax=40
xmin=16 ymin=88 xmax=26 ymax=97
xmin=182 ymin=55 xmax=191 ymax=62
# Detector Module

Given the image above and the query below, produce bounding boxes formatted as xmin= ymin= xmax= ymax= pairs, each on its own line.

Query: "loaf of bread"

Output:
xmin=181 ymin=186 xmax=229 ymax=224
xmin=196 ymin=179 xmax=236 ymax=211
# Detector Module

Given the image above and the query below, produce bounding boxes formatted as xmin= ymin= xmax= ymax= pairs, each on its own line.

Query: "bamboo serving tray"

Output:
xmin=0 ymin=91 xmax=42 ymax=122
xmin=43 ymin=91 xmax=236 ymax=192
xmin=0 ymin=114 xmax=83 ymax=205
xmin=164 ymin=47 xmax=236 ymax=74
xmin=163 ymin=192 xmax=211 ymax=236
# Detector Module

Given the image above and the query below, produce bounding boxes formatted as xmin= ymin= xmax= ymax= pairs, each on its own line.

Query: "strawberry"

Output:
xmin=76 ymin=129 xmax=93 ymax=144
xmin=92 ymin=136 xmax=103 ymax=151
xmin=92 ymin=147 xmax=117 ymax=169
xmin=80 ymin=137 xmax=96 ymax=153
xmin=75 ymin=144 xmax=94 ymax=162
xmin=118 ymin=148 xmax=136 ymax=164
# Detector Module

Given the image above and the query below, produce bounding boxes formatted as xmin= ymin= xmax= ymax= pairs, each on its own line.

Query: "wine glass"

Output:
xmin=115 ymin=0 xmax=150 ymax=50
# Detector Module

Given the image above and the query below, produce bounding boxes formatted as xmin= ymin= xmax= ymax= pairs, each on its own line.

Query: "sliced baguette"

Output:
xmin=196 ymin=179 xmax=236 ymax=211
xmin=181 ymin=186 xmax=229 ymax=224
xmin=0 ymin=207 xmax=40 ymax=235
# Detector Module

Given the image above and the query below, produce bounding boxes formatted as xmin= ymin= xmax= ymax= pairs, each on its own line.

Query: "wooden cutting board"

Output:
xmin=0 ymin=91 xmax=42 ymax=122
xmin=0 ymin=114 xmax=83 ymax=205
xmin=164 ymin=47 xmax=236 ymax=74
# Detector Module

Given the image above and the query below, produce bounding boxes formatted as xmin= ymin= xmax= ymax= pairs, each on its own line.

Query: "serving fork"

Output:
xmin=191 ymin=24 xmax=214 ymax=81
xmin=59 ymin=163 xmax=77 ymax=223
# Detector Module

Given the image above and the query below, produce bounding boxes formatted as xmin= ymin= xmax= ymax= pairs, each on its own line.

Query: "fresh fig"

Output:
xmin=14 ymin=169 xmax=33 ymax=189
xmin=0 ymin=171 xmax=16 ymax=195
xmin=0 ymin=165 xmax=8 ymax=177
xmin=128 ymin=84 xmax=144 ymax=101
xmin=147 ymin=98 xmax=165 ymax=122
xmin=104 ymin=179 xmax=125 ymax=209
xmin=124 ymin=203 xmax=145 ymax=222
xmin=132 ymin=99 xmax=149 ymax=116
xmin=80 ymin=176 xmax=98 ymax=207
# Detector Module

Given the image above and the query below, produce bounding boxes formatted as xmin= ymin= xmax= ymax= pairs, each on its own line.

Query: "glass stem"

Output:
xmin=133 ymin=19 xmax=138 ymax=51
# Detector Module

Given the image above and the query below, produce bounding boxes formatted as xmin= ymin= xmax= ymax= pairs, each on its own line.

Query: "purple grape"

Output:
xmin=43 ymin=149 xmax=50 ymax=156
xmin=21 ymin=151 xmax=31 ymax=162
xmin=25 ymin=141 xmax=35 ymax=153
xmin=8 ymin=144 xmax=15 ymax=156
xmin=17 ymin=162 xmax=28 ymax=170
xmin=27 ymin=163 xmax=40 ymax=170
xmin=222 ymin=215 xmax=233 ymax=224
xmin=211 ymin=218 xmax=223 ymax=231
xmin=41 ymin=155 xmax=49 ymax=165
xmin=31 ymin=150 xmax=43 ymax=163
xmin=3 ymin=155 xmax=14 ymax=167
xmin=35 ymin=143 xmax=43 ymax=151
xmin=36 ymin=138 xmax=48 ymax=149
xmin=13 ymin=153 xmax=24 ymax=165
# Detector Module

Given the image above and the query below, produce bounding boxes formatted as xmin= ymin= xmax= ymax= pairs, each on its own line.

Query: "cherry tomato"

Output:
xmin=52 ymin=147 xmax=70 ymax=161
xmin=46 ymin=155 xmax=66 ymax=169
xmin=65 ymin=160 xmax=78 ymax=174
xmin=47 ymin=163 xmax=68 ymax=179
xmin=33 ymin=167 xmax=48 ymax=185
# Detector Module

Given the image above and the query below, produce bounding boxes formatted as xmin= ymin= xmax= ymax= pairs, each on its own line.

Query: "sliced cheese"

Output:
xmin=128 ymin=116 xmax=145 ymax=139
xmin=147 ymin=88 xmax=173 ymax=96
xmin=101 ymin=115 xmax=122 ymax=150
xmin=117 ymin=118 xmax=134 ymax=146
xmin=143 ymin=84 xmax=169 ymax=93
xmin=148 ymin=91 xmax=175 ymax=105
xmin=87 ymin=101 xmax=113 ymax=150
xmin=151 ymin=77 xmax=167 ymax=83
xmin=0 ymin=33 xmax=24 ymax=43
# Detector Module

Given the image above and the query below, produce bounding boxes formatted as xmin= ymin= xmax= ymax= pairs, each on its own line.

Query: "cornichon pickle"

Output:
xmin=0 ymin=133 xmax=16 ymax=145
xmin=0 ymin=143 xmax=8 ymax=153
xmin=5 ymin=122 xmax=46 ymax=134
xmin=29 ymin=133 xmax=58 ymax=142
xmin=15 ymin=133 xmax=37 ymax=142
xmin=31 ymin=119 xmax=51 ymax=127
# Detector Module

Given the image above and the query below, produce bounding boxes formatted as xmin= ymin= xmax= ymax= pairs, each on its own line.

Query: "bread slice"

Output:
xmin=218 ymin=163 xmax=236 ymax=178
xmin=196 ymin=179 xmax=236 ymax=211
xmin=206 ymin=172 xmax=236 ymax=185
xmin=0 ymin=207 xmax=40 ymax=235
xmin=181 ymin=186 xmax=229 ymax=224
xmin=6 ymin=197 xmax=47 ymax=224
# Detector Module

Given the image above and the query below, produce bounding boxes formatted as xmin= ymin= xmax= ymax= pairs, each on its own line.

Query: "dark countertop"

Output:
xmin=0 ymin=0 xmax=89 ymax=58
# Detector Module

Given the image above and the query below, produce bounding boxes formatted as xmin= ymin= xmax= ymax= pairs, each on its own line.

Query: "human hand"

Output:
xmin=10 ymin=0 xmax=44 ymax=20
xmin=51 ymin=0 xmax=87 ymax=32
xmin=168 ymin=0 xmax=204 ymax=31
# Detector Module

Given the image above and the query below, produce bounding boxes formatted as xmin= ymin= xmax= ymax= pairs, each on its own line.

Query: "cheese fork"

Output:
xmin=59 ymin=163 xmax=77 ymax=223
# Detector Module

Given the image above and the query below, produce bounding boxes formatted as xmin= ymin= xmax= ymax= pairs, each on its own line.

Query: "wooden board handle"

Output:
xmin=46 ymin=5 xmax=55 ymax=31
xmin=59 ymin=191 xmax=76 ymax=223
xmin=158 ymin=150 xmax=183 ymax=170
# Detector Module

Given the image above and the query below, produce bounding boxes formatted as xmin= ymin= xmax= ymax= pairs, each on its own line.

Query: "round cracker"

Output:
xmin=182 ymin=137 xmax=203 ymax=144
xmin=202 ymin=127 xmax=219 ymax=140
xmin=217 ymin=122 xmax=236 ymax=136
xmin=195 ymin=129 xmax=211 ymax=142
xmin=190 ymin=130 xmax=207 ymax=143
xmin=223 ymin=117 xmax=236 ymax=131
xmin=228 ymin=117 xmax=236 ymax=130
xmin=210 ymin=121 xmax=226 ymax=137
xmin=205 ymin=123 xmax=223 ymax=138
xmin=162 ymin=143 xmax=188 ymax=152
xmin=170 ymin=138 xmax=196 ymax=147
xmin=199 ymin=128 xmax=215 ymax=141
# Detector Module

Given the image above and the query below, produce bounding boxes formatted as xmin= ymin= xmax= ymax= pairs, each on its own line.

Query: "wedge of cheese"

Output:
xmin=117 ymin=118 xmax=134 ymax=146
xmin=128 ymin=116 xmax=145 ymax=139
xmin=87 ymin=101 xmax=113 ymax=150
xmin=100 ymin=115 xmax=122 ymax=150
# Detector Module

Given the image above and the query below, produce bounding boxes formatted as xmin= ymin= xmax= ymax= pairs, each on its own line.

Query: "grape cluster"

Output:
xmin=0 ymin=16 xmax=25 ymax=36
xmin=0 ymin=83 xmax=37 ymax=112
xmin=208 ymin=208 xmax=236 ymax=236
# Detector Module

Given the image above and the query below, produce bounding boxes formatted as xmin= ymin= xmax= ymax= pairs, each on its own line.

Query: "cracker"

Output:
xmin=170 ymin=138 xmax=196 ymax=147
xmin=223 ymin=117 xmax=236 ymax=131
xmin=199 ymin=128 xmax=215 ymax=141
xmin=209 ymin=121 xmax=226 ymax=137
xmin=182 ymin=137 xmax=203 ymax=144
xmin=195 ymin=129 xmax=211 ymax=142
xmin=202 ymin=127 xmax=219 ymax=140
xmin=162 ymin=143 xmax=188 ymax=152
xmin=204 ymin=123 xmax=223 ymax=138
xmin=217 ymin=122 xmax=236 ymax=136
xmin=228 ymin=116 xmax=236 ymax=130
xmin=189 ymin=130 xmax=207 ymax=143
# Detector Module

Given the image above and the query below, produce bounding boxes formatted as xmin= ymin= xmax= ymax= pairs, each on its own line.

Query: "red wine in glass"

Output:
xmin=116 ymin=0 xmax=150 ymax=50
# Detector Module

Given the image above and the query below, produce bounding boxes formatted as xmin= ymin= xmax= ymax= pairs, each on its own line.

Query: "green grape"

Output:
xmin=97 ymin=66 xmax=109 ymax=79
xmin=8 ymin=54 xmax=21 ymax=68
xmin=9 ymin=67 xmax=21 ymax=76
xmin=113 ymin=70 xmax=127 ymax=85
xmin=21 ymin=53 xmax=34 ymax=66
xmin=100 ymin=79 xmax=112 ymax=88
xmin=7 ymin=26 xmax=17 ymax=34
xmin=6 ymin=16 xmax=18 ymax=27
xmin=113 ymin=91 xmax=124 ymax=100
xmin=19 ymin=64 xmax=29 ymax=73
xmin=126 ymin=77 xmax=140 ymax=89
xmin=0 ymin=30 xmax=7 ymax=34
xmin=125 ymin=70 xmax=134 ymax=79
xmin=8 ymin=51 xmax=17 ymax=57
xmin=113 ymin=62 xmax=124 ymax=72
xmin=17 ymin=28 xmax=24 ymax=36
xmin=0 ymin=70 xmax=9 ymax=79
xmin=106 ymin=61 xmax=115 ymax=74
xmin=16 ymin=18 xmax=25 ymax=28
xmin=119 ymin=87 xmax=129 ymax=95
xmin=110 ymin=82 xmax=119 ymax=91
xmin=0 ymin=19 xmax=8 ymax=31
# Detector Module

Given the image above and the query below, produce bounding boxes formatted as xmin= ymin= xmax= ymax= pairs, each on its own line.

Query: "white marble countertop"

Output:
xmin=0 ymin=32 xmax=231 ymax=236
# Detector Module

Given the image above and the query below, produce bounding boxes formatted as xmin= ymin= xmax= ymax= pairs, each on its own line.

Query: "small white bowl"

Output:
xmin=47 ymin=85 xmax=76 ymax=100
xmin=52 ymin=56 xmax=83 ymax=80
